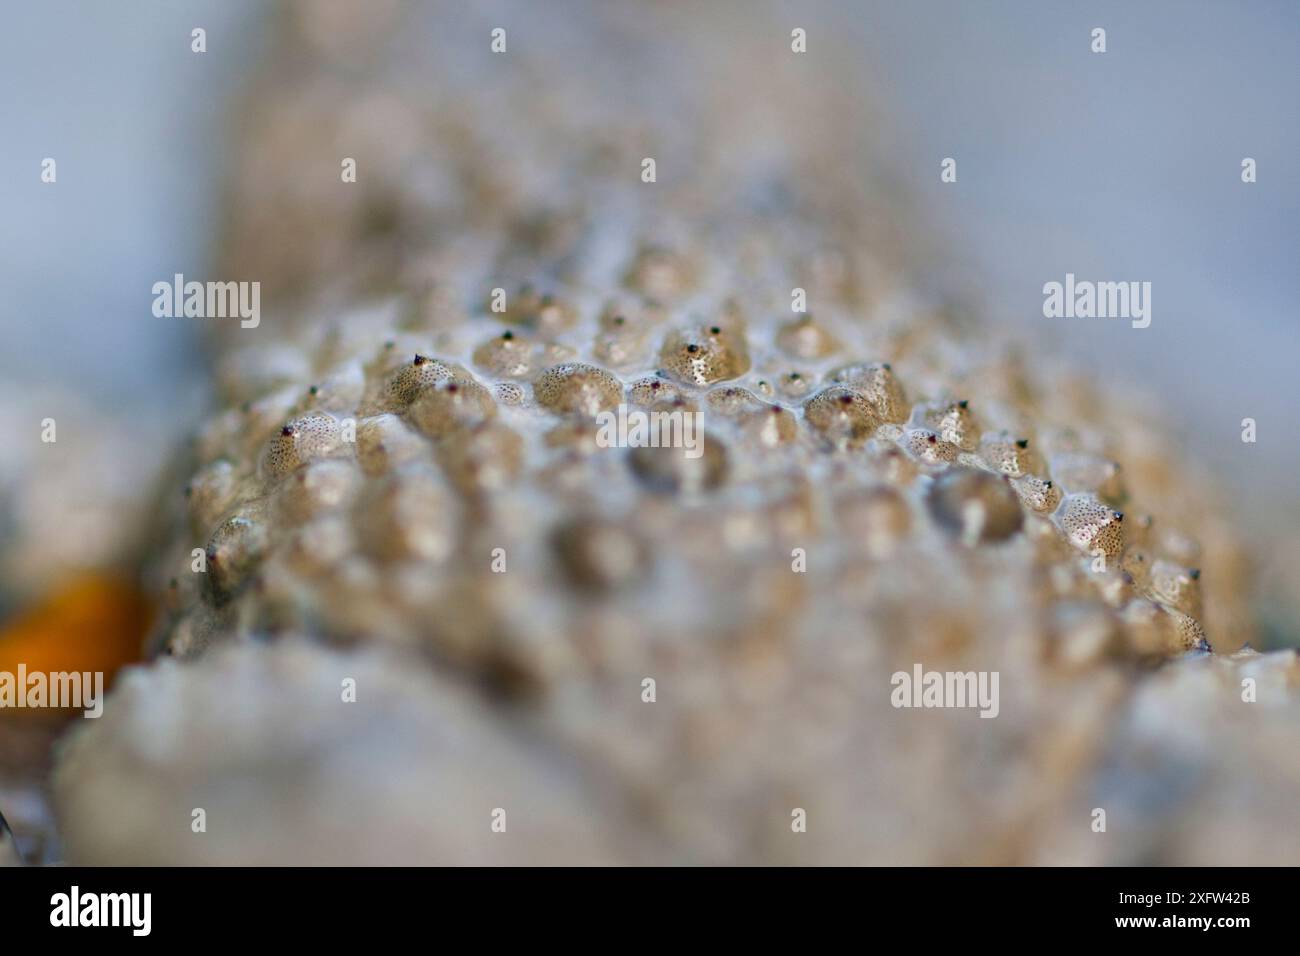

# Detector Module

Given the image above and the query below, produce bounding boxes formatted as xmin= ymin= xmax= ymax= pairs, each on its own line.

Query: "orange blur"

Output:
xmin=0 ymin=574 xmax=152 ymax=716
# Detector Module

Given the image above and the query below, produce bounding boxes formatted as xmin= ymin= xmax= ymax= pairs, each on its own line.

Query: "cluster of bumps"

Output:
xmin=163 ymin=289 xmax=1213 ymax=667
xmin=54 ymin=0 xmax=1298 ymax=864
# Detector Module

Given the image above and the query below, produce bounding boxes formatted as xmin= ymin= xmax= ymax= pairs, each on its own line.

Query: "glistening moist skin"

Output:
xmin=52 ymin=1 xmax=1298 ymax=866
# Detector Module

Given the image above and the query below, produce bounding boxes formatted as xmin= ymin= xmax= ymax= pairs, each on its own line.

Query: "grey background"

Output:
xmin=1 ymin=0 xmax=1295 ymax=541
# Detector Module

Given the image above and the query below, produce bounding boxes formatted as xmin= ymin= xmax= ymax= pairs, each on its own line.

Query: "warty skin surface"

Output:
xmin=53 ymin=0 xmax=1299 ymax=865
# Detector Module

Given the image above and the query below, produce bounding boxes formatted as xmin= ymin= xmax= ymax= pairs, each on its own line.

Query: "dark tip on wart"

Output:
xmin=686 ymin=344 xmax=699 ymax=354
xmin=882 ymin=363 xmax=891 ymax=370
xmin=413 ymin=354 xmax=428 ymax=365
xmin=446 ymin=383 xmax=459 ymax=393
xmin=1114 ymin=511 xmax=1124 ymax=521
xmin=709 ymin=326 xmax=721 ymax=335
xmin=927 ymin=434 xmax=937 ymax=444
xmin=1044 ymin=480 xmax=1052 ymax=488
xmin=502 ymin=330 xmax=513 ymax=340
xmin=1190 ymin=568 xmax=1201 ymax=580
xmin=1016 ymin=439 xmax=1029 ymax=449
xmin=958 ymin=399 xmax=969 ymax=409
xmin=840 ymin=395 xmax=853 ymax=405
xmin=309 ymin=385 xmax=318 ymax=395
xmin=281 ymin=425 xmax=295 ymax=437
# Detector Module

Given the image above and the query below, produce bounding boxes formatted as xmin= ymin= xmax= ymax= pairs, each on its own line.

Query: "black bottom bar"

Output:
xmin=0 ymin=866 xmax=1287 ymax=942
